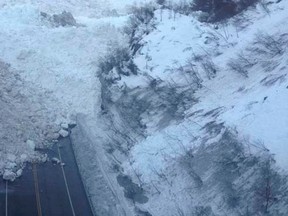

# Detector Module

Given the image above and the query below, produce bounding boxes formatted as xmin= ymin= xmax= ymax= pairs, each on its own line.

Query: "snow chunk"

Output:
xmin=61 ymin=123 xmax=69 ymax=130
xmin=7 ymin=153 xmax=16 ymax=162
xmin=51 ymin=157 xmax=61 ymax=164
xmin=26 ymin=139 xmax=35 ymax=150
xmin=59 ymin=129 xmax=69 ymax=137
xmin=3 ymin=170 xmax=16 ymax=181
xmin=5 ymin=162 xmax=17 ymax=170
xmin=20 ymin=154 xmax=28 ymax=162
xmin=16 ymin=169 xmax=23 ymax=177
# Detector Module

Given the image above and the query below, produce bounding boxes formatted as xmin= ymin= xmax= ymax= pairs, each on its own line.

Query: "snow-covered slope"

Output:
xmin=1 ymin=0 xmax=288 ymax=215
xmin=94 ymin=0 xmax=288 ymax=215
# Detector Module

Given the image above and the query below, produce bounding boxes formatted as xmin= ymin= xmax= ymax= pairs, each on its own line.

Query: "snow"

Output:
xmin=3 ymin=170 xmax=16 ymax=181
xmin=16 ymin=169 xmax=23 ymax=177
xmin=0 ymin=1 xmax=131 ymax=177
xmin=60 ymin=123 xmax=69 ymax=130
xmin=7 ymin=153 xmax=17 ymax=162
xmin=125 ymin=0 xmax=288 ymax=173
xmin=59 ymin=129 xmax=69 ymax=138
xmin=26 ymin=140 xmax=36 ymax=150
xmin=1 ymin=0 xmax=288 ymax=214
xmin=0 ymin=0 xmax=140 ymax=17
xmin=115 ymin=0 xmax=288 ymax=214
xmin=51 ymin=157 xmax=61 ymax=164
xmin=221 ymin=83 xmax=288 ymax=166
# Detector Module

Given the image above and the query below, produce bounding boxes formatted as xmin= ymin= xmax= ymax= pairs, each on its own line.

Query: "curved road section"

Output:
xmin=0 ymin=136 xmax=94 ymax=216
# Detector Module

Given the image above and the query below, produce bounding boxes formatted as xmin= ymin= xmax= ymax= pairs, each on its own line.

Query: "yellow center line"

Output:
xmin=32 ymin=163 xmax=43 ymax=216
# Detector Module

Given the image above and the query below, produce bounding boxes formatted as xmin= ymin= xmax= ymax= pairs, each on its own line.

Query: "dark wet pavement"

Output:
xmin=0 ymin=136 xmax=94 ymax=216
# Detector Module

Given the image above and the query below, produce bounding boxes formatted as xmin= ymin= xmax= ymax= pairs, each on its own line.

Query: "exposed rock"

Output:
xmin=41 ymin=11 xmax=77 ymax=27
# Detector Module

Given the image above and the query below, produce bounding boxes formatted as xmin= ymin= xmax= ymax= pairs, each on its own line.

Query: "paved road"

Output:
xmin=0 ymin=136 xmax=94 ymax=216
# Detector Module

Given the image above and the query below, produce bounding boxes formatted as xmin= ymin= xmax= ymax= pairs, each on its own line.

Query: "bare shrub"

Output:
xmin=251 ymin=32 xmax=285 ymax=57
xmin=259 ymin=0 xmax=271 ymax=14
xmin=253 ymin=156 xmax=283 ymax=214
xmin=98 ymin=47 xmax=138 ymax=82
xmin=227 ymin=61 xmax=248 ymax=78
xmin=190 ymin=53 xmax=217 ymax=80
xmin=201 ymin=58 xmax=217 ymax=79
xmin=165 ymin=62 xmax=203 ymax=88
xmin=228 ymin=51 xmax=258 ymax=77
xmin=124 ymin=4 xmax=157 ymax=54
xmin=191 ymin=0 xmax=259 ymax=22
xmin=229 ymin=32 xmax=287 ymax=77
xmin=260 ymin=74 xmax=287 ymax=86
xmin=128 ymin=4 xmax=155 ymax=26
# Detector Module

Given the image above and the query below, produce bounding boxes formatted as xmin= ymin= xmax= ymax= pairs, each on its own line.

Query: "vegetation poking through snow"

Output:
xmin=228 ymin=32 xmax=287 ymax=77
xmin=124 ymin=3 xmax=157 ymax=54
xmin=151 ymin=129 xmax=288 ymax=215
xmin=40 ymin=11 xmax=77 ymax=27
xmin=192 ymin=0 xmax=260 ymax=22
xmin=98 ymin=46 xmax=138 ymax=83
xmin=158 ymin=0 xmax=262 ymax=22
xmin=94 ymin=1 xmax=288 ymax=215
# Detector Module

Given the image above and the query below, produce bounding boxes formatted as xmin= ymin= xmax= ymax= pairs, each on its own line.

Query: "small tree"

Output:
xmin=253 ymin=32 xmax=284 ymax=57
xmin=201 ymin=58 xmax=217 ymax=79
xmin=124 ymin=4 xmax=156 ymax=54
xmin=253 ymin=156 xmax=282 ymax=214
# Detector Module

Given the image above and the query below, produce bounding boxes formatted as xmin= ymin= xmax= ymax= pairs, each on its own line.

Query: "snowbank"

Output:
xmin=0 ymin=2 xmax=128 ymax=178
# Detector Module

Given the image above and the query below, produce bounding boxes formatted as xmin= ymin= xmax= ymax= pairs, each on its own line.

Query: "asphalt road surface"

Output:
xmin=0 ymin=136 xmax=94 ymax=216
